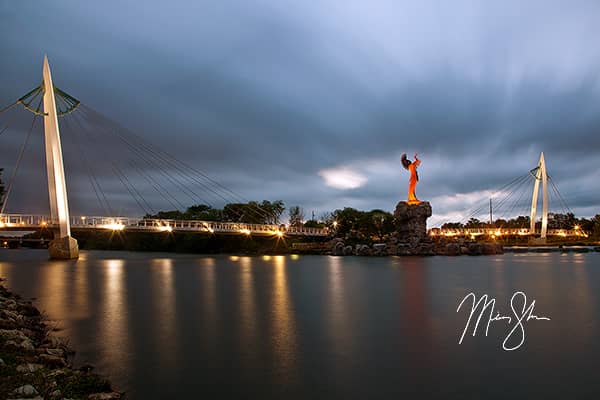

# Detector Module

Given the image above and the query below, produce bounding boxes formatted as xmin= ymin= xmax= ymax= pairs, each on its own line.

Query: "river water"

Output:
xmin=0 ymin=249 xmax=599 ymax=399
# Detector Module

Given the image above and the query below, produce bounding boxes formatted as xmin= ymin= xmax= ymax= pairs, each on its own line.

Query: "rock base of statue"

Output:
xmin=48 ymin=236 xmax=79 ymax=260
xmin=393 ymin=201 xmax=432 ymax=246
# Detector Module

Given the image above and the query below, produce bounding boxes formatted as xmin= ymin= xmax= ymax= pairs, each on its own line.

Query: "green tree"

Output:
xmin=304 ymin=220 xmax=325 ymax=228
xmin=185 ymin=204 xmax=223 ymax=221
xmin=592 ymin=215 xmax=600 ymax=238
xmin=288 ymin=206 xmax=304 ymax=228
xmin=441 ymin=222 xmax=464 ymax=229
xmin=367 ymin=210 xmax=394 ymax=241
xmin=144 ymin=210 xmax=186 ymax=220
xmin=465 ymin=218 xmax=482 ymax=228
xmin=331 ymin=207 xmax=363 ymax=237
xmin=223 ymin=200 xmax=285 ymax=224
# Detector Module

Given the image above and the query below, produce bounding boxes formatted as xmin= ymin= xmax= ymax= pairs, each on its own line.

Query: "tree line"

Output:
xmin=143 ymin=202 xmax=397 ymax=241
xmin=143 ymin=200 xmax=285 ymax=225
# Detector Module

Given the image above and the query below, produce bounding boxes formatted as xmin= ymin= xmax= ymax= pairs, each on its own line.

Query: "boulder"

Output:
xmin=17 ymin=303 xmax=40 ymax=317
xmin=386 ymin=244 xmax=398 ymax=256
xmin=0 ymin=329 xmax=30 ymax=342
xmin=356 ymin=244 xmax=372 ymax=256
xmin=16 ymin=363 xmax=43 ymax=373
xmin=468 ymin=243 xmax=483 ymax=256
xmin=372 ymin=243 xmax=387 ymax=256
xmin=11 ymin=384 xmax=39 ymax=397
xmin=482 ymin=243 xmax=497 ymax=255
xmin=39 ymin=353 xmax=67 ymax=367
xmin=88 ymin=393 xmax=121 ymax=400
xmin=343 ymin=246 xmax=354 ymax=256
xmin=332 ymin=241 xmax=345 ymax=256
xmin=396 ymin=243 xmax=412 ymax=256
xmin=446 ymin=243 xmax=460 ymax=256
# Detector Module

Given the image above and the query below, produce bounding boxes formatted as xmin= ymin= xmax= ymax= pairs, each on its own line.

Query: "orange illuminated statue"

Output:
xmin=401 ymin=153 xmax=421 ymax=205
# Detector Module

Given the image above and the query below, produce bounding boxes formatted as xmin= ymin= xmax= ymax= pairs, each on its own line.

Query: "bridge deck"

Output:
xmin=0 ymin=214 xmax=329 ymax=237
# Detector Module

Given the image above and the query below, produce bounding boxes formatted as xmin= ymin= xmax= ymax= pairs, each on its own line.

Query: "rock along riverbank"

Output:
xmin=0 ymin=278 xmax=122 ymax=400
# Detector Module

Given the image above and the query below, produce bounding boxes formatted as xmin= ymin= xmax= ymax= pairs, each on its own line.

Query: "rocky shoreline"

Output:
xmin=0 ymin=278 xmax=122 ymax=400
xmin=330 ymin=238 xmax=505 ymax=256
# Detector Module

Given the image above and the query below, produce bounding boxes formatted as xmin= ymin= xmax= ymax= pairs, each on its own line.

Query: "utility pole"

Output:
xmin=489 ymin=198 xmax=493 ymax=226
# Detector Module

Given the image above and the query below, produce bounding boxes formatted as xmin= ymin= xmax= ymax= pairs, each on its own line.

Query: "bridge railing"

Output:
xmin=0 ymin=214 xmax=55 ymax=228
xmin=430 ymin=227 xmax=586 ymax=237
xmin=0 ymin=214 xmax=330 ymax=236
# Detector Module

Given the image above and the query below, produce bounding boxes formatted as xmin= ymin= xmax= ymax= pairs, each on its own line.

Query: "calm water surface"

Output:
xmin=1 ymin=249 xmax=599 ymax=399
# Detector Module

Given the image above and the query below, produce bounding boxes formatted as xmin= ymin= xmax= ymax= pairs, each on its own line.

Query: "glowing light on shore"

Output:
xmin=102 ymin=222 xmax=125 ymax=231
xmin=158 ymin=225 xmax=173 ymax=232
xmin=240 ymin=229 xmax=251 ymax=235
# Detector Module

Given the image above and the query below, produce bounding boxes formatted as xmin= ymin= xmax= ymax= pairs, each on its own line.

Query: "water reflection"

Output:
xmin=326 ymin=256 xmax=355 ymax=367
xmin=400 ymin=258 xmax=434 ymax=374
xmin=270 ymin=255 xmax=299 ymax=384
xmin=71 ymin=259 xmax=90 ymax=320
xmin=239 ymin=256 xmax=258 ymax=364
xmin=99 ymin=259 xmax=130 ymax=373
xmin=1 ymin=250 xmax=600 ymax=399
xmin=38 ymin=261 xmax=70 ymax=328
xmin=150 ymin=258 xmax=177 ymax=369
xmin=571 ymin=256 xmax=596 ymax=346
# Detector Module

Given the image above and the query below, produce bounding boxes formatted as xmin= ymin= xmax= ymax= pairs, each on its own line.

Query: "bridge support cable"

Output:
xmin=126 ymin=159 xmax=187 ymax=212
xmin=0 ymin=104 xmax=22 ymax=138
xmin=548 ymin=177 xmax=573 ymax=215
xmin=61 ymin=115 xmax=114 ymax=217
xmin=495 ymin=175 xmax=531 ymax=223
xmin=70 ymin=109 xmax=191 ymax=213
xmin=78 ymin=105 xmax=277 ymax=223
xmin=71 ymin=110 xmax=213 ymax=212
xmin=77 ymin=106 xmax=226 ymax=207
xmin=486 ymin=175 xmax=529 ymax=218
xmin=0 ymin=101 xmax=19 ymax=117
xmin=0 ymin=111 xmax=40 ymax=214
xmin=111 ymin=163 xmax=155 ymax=216
xmin=71 ymin=113 xmax=188 ymax=215
xmin=63 ymin=104 xmax=162 ymax=216
xmin=460 ymin=174 xmax=530 ymax=226
xmin=435 ymin=173 xmax=531 ymax=228
xmin=88 ymin=112 xmax=270 ymax=221
xmin=75 ymin=108 xmax=271 ymax=222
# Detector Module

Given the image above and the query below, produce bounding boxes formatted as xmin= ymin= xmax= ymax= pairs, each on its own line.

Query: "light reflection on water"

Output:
xmin=99 ymin=260 xmax=130 ymax=376
xmin=0 ymin=250 xmax=599 ymax=399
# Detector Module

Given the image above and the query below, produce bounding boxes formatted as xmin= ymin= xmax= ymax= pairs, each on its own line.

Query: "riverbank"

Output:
xmin=0 ymin=278 xmax=122 ymax=400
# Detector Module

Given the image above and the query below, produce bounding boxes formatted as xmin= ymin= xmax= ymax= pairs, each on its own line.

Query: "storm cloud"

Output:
xmin=1 ymin=0 xmax=599 ymax=225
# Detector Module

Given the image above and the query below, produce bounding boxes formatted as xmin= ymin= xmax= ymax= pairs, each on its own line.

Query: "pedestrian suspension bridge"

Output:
xmin=0 ymin=57 xmax=327 ymax=258
xmin=432 ymin=153 xmax=583 ymax=241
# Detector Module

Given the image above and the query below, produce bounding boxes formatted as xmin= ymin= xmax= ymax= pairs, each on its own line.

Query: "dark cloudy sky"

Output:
xmin=1 ymin=0 xmax=599 ymax=225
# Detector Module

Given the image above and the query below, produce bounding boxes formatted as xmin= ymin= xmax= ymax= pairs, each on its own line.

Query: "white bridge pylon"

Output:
xmin=41 ymin=56 xmax=79 ymax=259
xmin=43 ymin=55 xmax=72 ymax=239
xmin=530 ymin=152 xmax=549 ymax=239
